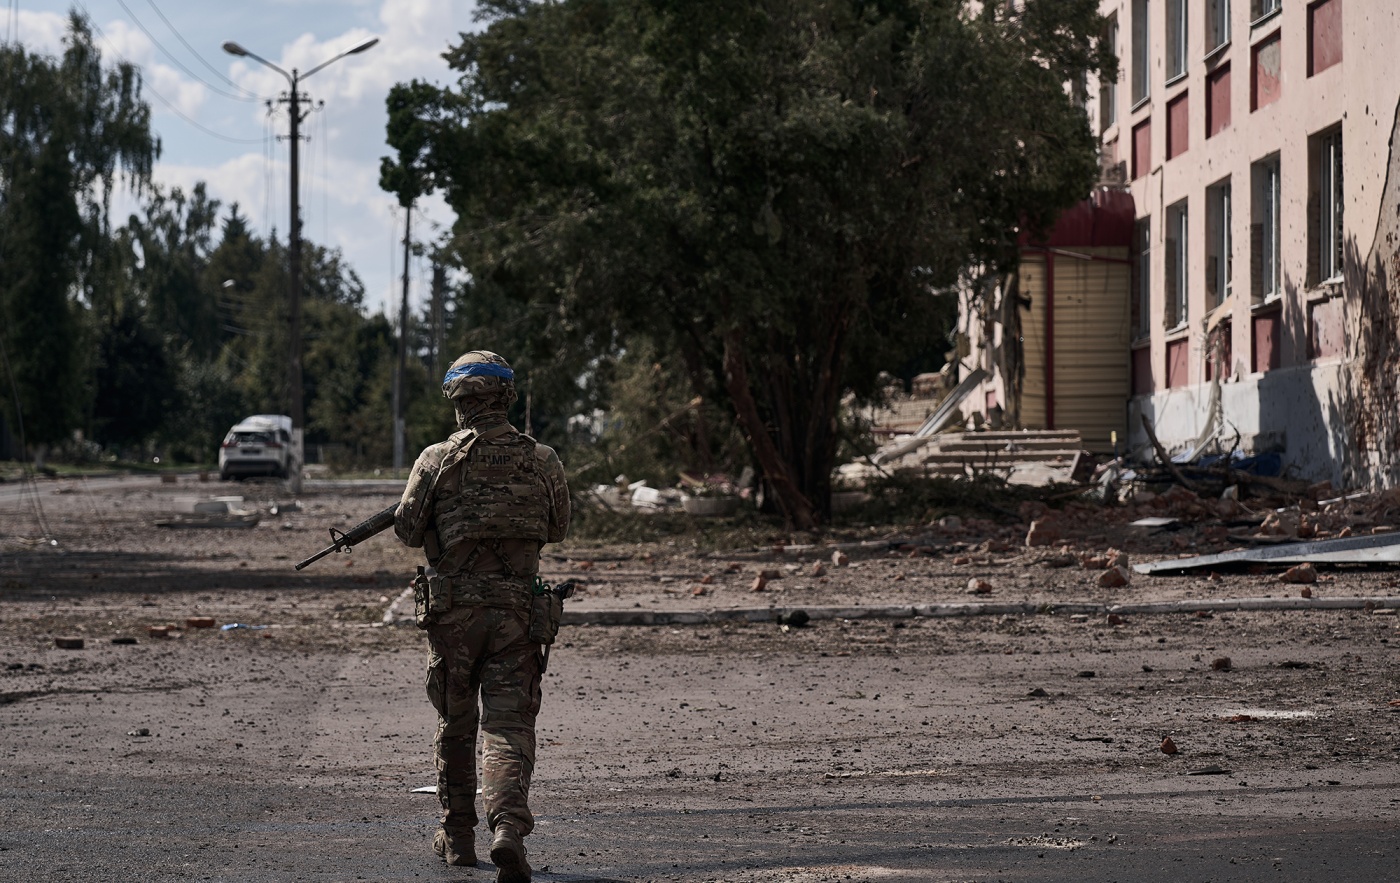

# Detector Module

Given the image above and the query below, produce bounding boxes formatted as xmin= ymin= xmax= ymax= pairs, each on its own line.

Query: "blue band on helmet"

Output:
xmin=443 ymin=362 xmax=514 ymax=385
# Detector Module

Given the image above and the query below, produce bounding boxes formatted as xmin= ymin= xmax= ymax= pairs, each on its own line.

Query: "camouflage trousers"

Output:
xmin=425 ymin=605 xmax=542 ymax=838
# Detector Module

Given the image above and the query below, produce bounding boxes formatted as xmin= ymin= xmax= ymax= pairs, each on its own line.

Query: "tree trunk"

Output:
xmin=722 ymin=331 xmax=816 ymax=530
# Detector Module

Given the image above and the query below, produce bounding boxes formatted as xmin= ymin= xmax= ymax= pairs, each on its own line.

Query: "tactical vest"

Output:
xmin=431 ymin=425 xmax=550 ymax=561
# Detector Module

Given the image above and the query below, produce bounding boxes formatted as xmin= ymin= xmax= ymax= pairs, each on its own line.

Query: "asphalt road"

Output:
xmin=2 ymin=474 xmax=1399 ymax=882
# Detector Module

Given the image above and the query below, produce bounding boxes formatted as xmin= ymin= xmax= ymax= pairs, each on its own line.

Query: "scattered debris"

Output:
xmin=750 ymin=576 xmax=768 ymax=592
xmin=967 ymin=578 xmax=994 ymax=595
xmin=1187 ymin=765 xmax=1231 ymax=776
xmin=1134 ymin=531 xmax=1400 ymax=575
xmin=778 ymin=610 xmax=810 ymax=628
xmin=1159 ymin=736 xmax=1179 ymax=755
xmin=1281 ymin=563 xmax=1318 ymax=584
xmin=1211 ymin=657 xmax=1232 ymax=671
xmin=831 ymin=551 xmax=850 ymax=567
xmin=53 ymin=636 xmax=84 ymax=650
xmin=1097 ymin=566 xmax=1130 ymax=588
xmin=1027 ymin=687 xmax=1049 ymax=698
xmin=1025 ymin=518 xmax=1061 ymax=547
xmin=185 ymin=616 xmax=216 ymax=629
xmin=1077 ymin=670 xmax=1096 ymax=678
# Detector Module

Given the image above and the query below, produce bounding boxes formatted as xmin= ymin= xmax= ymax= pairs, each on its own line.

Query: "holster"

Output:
xmin=412 ymin=565 xmax=452 ymax=629
xmin=528 ymin=585 xmax=563 ymax=645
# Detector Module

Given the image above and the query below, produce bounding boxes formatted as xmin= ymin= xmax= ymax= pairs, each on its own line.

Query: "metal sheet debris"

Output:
xmin=1133 ymin=531 xmax=1400 ymax=575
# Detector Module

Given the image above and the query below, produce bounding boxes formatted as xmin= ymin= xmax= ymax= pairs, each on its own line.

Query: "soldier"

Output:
xmin=395 ymin=350 xmax=571 ymax=883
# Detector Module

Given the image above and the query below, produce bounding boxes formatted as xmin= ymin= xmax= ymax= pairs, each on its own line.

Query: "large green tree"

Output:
xmin=0 ymin=13 xmax=158 ymax=454
xmin=403 ymin=0 xmax=1112 ymax=527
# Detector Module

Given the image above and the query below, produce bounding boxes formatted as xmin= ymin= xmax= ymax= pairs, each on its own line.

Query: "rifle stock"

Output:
xmin=295 ymin=503 xmax=397 ymax=570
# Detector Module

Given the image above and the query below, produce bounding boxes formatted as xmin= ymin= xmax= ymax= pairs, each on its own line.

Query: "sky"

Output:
xmin=6 ymin=0 xmax=473 ymax=318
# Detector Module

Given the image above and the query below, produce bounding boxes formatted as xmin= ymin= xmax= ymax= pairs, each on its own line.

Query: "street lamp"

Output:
xmin=222 ymin=36 xmax=379 ymax=493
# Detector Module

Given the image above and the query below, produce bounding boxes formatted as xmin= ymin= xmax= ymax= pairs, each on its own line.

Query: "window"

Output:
xmin=1100 ymin=15 xmax=1119 ymax=132
xmin=1132 ymin=119 xmax=1152 ymax=179
xmin=1208 ymin=0 xmax=1231 ymax=51
xmin=1134 ymin=218 xmax=1152 ymax=339
xmin=1168 ymin=0 xmax=1189 ymax=80
xmin=1207 ymin=63 xmax=1232 ymax=137
xmin=1252 ymin=155 xmax=1282 ymax=300
xmin=1166 ymin=201 xmax=1189 ymax=328
xmin=1310 ymin=126 xmax=1344 ymax=282
xmin=1167 ymin=92 xmax=1190 ymax=159
xmin=1132 ymin=0 xmax=1151 ymax=105
xmin=1207 ymin=179 xmax=1233 ymax=308
xmin=1252 ymin=31 xmax=1282 ymax=111
xmin=1252 ymin=0 xmax=1281 ymax=22
xmin=1308 ymin=0 xmax=1342 ymax=76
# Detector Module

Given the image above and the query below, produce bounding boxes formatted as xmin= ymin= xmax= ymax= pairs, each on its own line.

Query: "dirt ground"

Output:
xmin=2 ymin=474 xmax=1399 ymax=882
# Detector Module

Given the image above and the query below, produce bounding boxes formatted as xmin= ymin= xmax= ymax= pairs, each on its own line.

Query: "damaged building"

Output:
xmin=960 ymin=0 xmax=1400 ymax=488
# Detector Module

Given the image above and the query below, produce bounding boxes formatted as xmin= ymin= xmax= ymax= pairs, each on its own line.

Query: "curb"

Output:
xmin=382 ymin=591 xmax=1400 ymax=627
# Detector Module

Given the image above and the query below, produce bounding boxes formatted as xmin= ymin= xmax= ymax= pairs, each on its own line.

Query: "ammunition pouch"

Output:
xmin=412 ymin=566 xmax=453 ymax=629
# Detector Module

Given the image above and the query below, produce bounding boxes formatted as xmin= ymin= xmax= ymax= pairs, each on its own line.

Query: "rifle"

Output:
xmin=295 ymin=503 xmax=397 ymax=570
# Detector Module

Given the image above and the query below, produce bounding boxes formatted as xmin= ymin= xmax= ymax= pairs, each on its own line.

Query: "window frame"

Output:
xmin=1167 ymin=0 xmax=1190 ymax=82
xmin=1207 ymin=0 xmax=1232 ymax=53
xmin=1134 ymin=218 xmax=1153 ymax=340
xmin=1252 ymin=0 xmax=1282 ymax=27
xmin=1100 ymin=14 xmax=1120 ymax=133
xmin=1317 ymin=127 xmax=1344 ymax=282
xmin=1207 ymin=179 xmax=1233 ymax=309
xmin=1253 ymin=155 xmax=1282 ymax=301
xmin=1166 ymin=200 xmax=1190 ymax=330
xmin=1132 ymin=0 xmax=1152 ymax=106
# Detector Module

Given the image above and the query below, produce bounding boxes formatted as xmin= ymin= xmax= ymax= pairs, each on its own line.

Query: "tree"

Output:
xmin=406 ymin=0 xmax=1112 ymax=527
xmin=0 ymin=13 xmax=158 ymax=454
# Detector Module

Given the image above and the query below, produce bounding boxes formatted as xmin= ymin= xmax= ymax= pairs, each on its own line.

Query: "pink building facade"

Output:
xmin=1092 ymin=0 xmax=1400 ymax=485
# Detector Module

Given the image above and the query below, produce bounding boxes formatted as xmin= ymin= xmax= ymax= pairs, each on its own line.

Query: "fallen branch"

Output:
xmin=1140 ymin=413 xmax=1198 ymax=491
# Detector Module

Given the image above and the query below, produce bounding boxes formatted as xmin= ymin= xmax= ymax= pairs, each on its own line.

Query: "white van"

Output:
xmin=218 ymin=415 xmax=293 ymax=480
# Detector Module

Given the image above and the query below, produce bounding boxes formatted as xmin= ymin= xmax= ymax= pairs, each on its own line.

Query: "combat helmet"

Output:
xmin=442 ymin=350 xmax=516 ymax=401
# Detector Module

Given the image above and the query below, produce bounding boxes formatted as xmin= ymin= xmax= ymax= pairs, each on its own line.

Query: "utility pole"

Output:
xmin=430 ymin=261 xmax=445 ymax=390
xmin=393 ymin=207 xmax=411 ymax=473
xmin=222 ymin=36 xmax=378 ymax=494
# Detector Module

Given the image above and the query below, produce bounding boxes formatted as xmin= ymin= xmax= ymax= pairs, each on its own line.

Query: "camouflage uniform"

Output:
xmin=395 ymin=352 xmax=570 ymax=872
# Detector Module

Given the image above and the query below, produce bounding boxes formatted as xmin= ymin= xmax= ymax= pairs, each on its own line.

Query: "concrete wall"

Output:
xmin=1089 ymin=0 xmax=1400 ymax=486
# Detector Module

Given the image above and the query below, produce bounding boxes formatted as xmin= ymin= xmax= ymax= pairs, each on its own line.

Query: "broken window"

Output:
xmin=1167 ymin=0 xmax=1189 ymax=80
xmin=1207 ymin=63 xmax=1232 ymax=137
xmin=1132 ymin=118 xmax=1152 ymax=179
xmin=1207 ymin=179 xmax=1232 ymax=308
xmin=1252 ymin=30 xmax=1282 ymax=111
xmin=1309 ymin=125 xmax=1344 ymax=283
xmin=1208 ymin=0 xmax=1231 ymax=52
xmin=1308 ymin=0 xmax=1342 ymax=75
xmin=1252 ymin=155 xmax=1281 ymax=301
xmin=1167 ymin=92 xmax=1190 ymax=159
xmin=1166 ymin=200 xmax=1189 ymax=328
xmin=1132 ymin=0 xmax=1151 ymax=105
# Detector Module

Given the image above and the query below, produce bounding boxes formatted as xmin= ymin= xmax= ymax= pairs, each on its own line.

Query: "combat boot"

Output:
xmin=433 ymin=827 xmax=477 ymax=866
xmin=489 ymin=823 xmax=532 ymax=883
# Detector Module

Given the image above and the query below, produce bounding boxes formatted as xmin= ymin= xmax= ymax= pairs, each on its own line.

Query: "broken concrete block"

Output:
xmin=810 ymin=563 xmax=827 ymax=578
xmin=1281 ymin=563 xmax=1318 ymax=584
xmin=1107 ymin=613 xmax=1126 ymax=626
xmin=938 ymin=516 xmax=962 ymax=530
xmin=1211 ymin=657 xmax=1232 ymax=671
xmin=952 ymin=555 xmax=972 ymax=566
xmin=691 ymin=585 xmax=709 ymax=597
xmin=54 ymin=636 xmax=84 ymax=650
xmin=1300 ymin=586 xmax=1313 ymax=599
xmin=831 ymin=551 xmax=850 ymax=567
xmin=147 ymin=625 xmax=173 ymax=638
xmin=1025 ymin=519 xmax=1060 ymax=547
xmin=750 ymin=576 xmax=768 ymax=592
xmin=967 ymin=578 xmax=994 ymax=595
xmin=700 ymin=574 xmax=715 ymax=585
xmin=759 ymin=569 xmax=783 ymax=580
xmin=1097 ymin=567 xmax=1130 ymax=588
xmin=1160 ymin=736 xmax=1179 ymax=755
xmin=185 ymin=616 xmax=216 ymax=629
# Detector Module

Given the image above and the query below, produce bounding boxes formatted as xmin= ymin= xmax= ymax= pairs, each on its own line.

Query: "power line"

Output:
xmin=141 ymin=0 xmax=261 ymax=99
xmin=113 ymin=0 xmax=261 ymax=102
xmin=69 ymin=0 xmax=266 ymax=144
